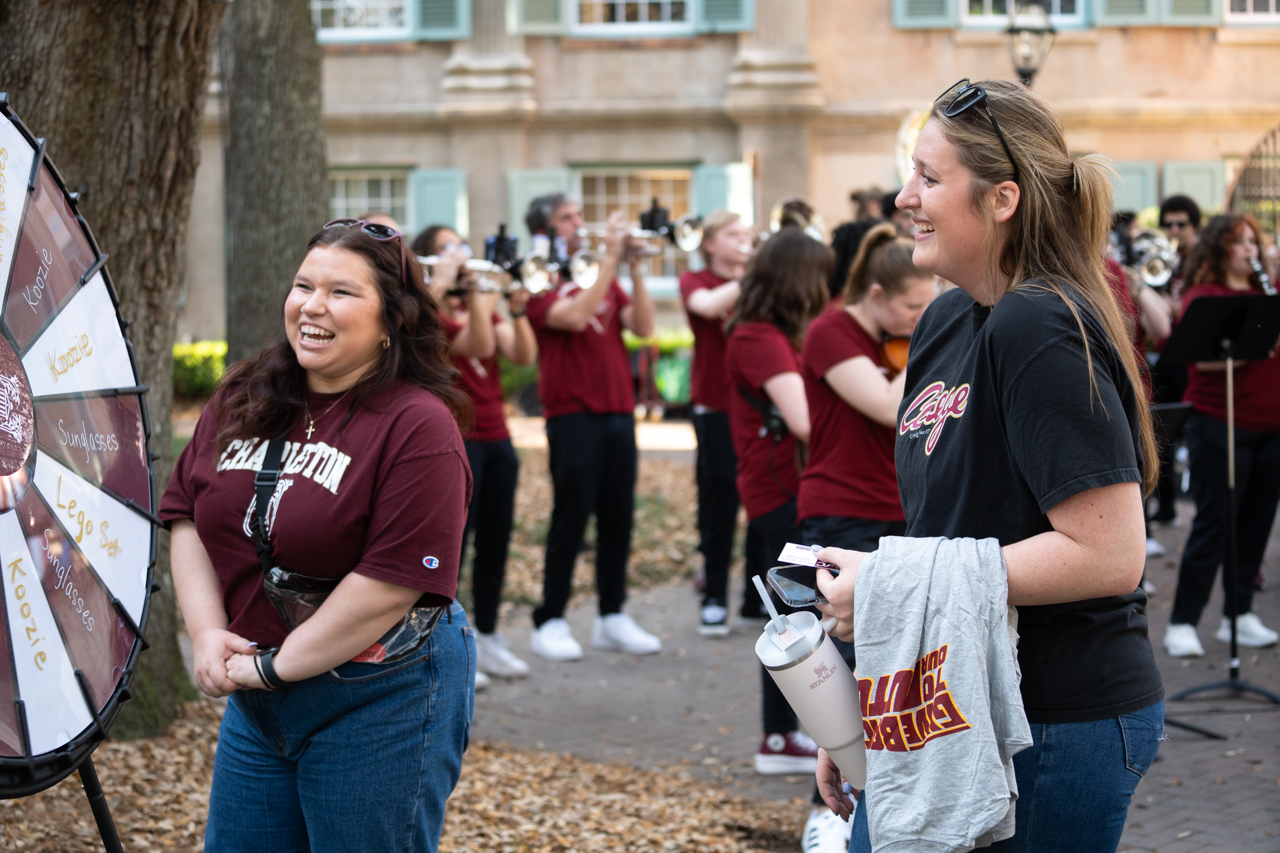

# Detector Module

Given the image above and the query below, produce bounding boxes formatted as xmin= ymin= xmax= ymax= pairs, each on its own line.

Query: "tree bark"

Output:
xmin=221 ymin=0 xmax=328 ymax=364
xmin=0 ymin=0 xmax=226 ymax=738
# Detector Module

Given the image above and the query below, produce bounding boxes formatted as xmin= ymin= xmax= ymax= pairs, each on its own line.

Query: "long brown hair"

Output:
xmin=930 ymin=80 xmax=1158 ymax=495
xmin=215 ymin=224 xmax=470 ymax=451
xmin=843 ymin=222 xmax=927 ymax=304
xmin=728 ymin=228 xmax=831 ymax=348
xmin=1184 ymin=213 xmax=1265 ymax=290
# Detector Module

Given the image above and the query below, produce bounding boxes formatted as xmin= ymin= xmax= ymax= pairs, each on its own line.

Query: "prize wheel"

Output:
xmin=0 ymin=97 xmax=157 ymax=798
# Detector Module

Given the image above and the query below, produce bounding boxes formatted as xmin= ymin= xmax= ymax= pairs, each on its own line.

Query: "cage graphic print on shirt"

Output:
xmin=899 ymin=381 xmax=970 ymax=455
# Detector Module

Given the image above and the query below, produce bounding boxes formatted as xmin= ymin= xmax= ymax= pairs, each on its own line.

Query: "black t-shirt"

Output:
xmin=895 ymin=284 xmax=1164 ymax=724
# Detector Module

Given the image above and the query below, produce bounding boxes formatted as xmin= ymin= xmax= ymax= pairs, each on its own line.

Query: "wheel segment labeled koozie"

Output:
xmin=0 ymin=97 xmax=157 ymax=798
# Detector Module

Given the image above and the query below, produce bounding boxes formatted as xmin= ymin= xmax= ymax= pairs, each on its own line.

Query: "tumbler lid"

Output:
xmin=755 ymin=611 xmax=825 ymax=670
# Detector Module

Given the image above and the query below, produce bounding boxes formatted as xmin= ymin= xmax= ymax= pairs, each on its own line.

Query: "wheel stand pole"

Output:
xmin=78 ymin=756 xmax=124 ymax=853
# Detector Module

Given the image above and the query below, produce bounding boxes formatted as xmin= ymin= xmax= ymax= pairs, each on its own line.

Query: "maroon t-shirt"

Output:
xmin=725 ymin=322 xmax=802 ymax=521
xmin=1105 ymin=258 xmax=1151 ymax=399
xmin=1181 ymin=283 xmax=1280 ymax=433
xmin=442 ymin=311 xmax=511 ymax=443
xmin=799 ymin=307 xmax=904 ymax=523
xmin=526 ymin=278 xmax=634 ymax=419
xmin=680 ymin=268 xmax=733 ymax=411
xmin=160 ymin=381 xmax=472 ymax=648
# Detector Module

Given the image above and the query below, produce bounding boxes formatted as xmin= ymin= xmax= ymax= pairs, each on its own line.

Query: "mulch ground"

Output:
xmin=2 ymin=450 xmax=795 ymax=852
xmin=0 ymin=702 xmax=802 ymax=852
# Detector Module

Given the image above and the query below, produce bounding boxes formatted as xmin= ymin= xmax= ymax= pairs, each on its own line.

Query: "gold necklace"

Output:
xmin=303 ymin=387 xmax=353 ymax=440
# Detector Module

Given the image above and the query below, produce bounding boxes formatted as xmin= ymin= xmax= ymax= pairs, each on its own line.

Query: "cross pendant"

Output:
xmin=305 ymin=420 xmax=315 ymax=440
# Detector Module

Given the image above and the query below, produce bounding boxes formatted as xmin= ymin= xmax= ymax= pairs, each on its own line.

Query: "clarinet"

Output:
xmin=1250 ymin=256 xmax=1277 ymax=296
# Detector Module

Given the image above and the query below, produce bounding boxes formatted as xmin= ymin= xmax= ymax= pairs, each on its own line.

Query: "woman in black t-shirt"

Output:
xmin=813 ymin=81 xmax=1165 ymax=852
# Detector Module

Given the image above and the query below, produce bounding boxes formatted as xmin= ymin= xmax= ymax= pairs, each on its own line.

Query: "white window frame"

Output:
xmin=311 ymin=0 xmax=412 ymax=43
xmin=329 ymin=169 xmax=411 ymax=226
xmin=574 ymin=166 xmax=695 ymax=298
xmin=1225 ymin=0 xmax=1280 ymax=24
xmin=960 ymin=0 xmax=1086 ymax=28
xmin=570 ymin=0 xmax=696 ymax=38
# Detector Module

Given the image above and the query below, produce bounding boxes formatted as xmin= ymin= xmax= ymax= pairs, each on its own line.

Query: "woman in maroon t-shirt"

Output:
xmin=162 ymin=221 xmax=475 ymax=850
xmin=414 ymin=225 xmax=538 ymax=681
xmin=799 ymin=223 xmax=937 ymax=552
xmin=678 ymin=210 xmax=753 ymax=636
xmin=1165 ymin=214 xmax=1280 ymax=657
xmin=724 ymin=228 xmax=831 ymax=777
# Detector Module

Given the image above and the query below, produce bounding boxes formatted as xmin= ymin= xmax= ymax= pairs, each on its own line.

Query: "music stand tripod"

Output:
xmin=1157 ymin=293 xmax=1280 ymax=709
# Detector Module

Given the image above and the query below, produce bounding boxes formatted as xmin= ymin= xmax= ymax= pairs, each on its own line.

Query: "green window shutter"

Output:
xmin=1110 ymin=161 xmax=1159 ymax=213
xmin=510 ymin=0 xmax=568 ymax=34
xmin=414 ymin=0 xmax=471 ymax=40
xmin=409 ymin=168 xmax=470 ymax=241
xmin=506 ymin=168 xmax=573 ymax=253
xmin=696 ymin=0 xmax=755 ymax=32
xmin=893 ymin=0 xmax=959 ymax=29
xmin=1161 ymin=0 xmax=1221 ymax=25
xmin=693 ymin=163 xmax=755 ymax=226
xmin=1163 ymin=160 xmax=1226 ymax=213
xmin=1093 ymin=0 xmax=1160 ymax=25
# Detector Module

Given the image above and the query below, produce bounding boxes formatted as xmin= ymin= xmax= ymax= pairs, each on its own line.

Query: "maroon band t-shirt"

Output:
xmin=799 ymin=307 xmax=904 ymax=523
xmin=442 ymin=311 xmax=511 ymax=443
xmin=1181 ymin=282 xmax=1280 ymax=433
xmin=159 ymin=381 xmax=472 ymax=648
xmin=725 ymin=322 xmax=802 ymax=521
xmin=680 ymin=268 xmax=733 ymax=412
xmin=526 ymin=278 xmax=634 ymax=419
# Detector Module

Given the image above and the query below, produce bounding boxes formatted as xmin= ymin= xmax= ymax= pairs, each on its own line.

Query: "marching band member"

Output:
xmin=413 ymin=225 xmax=538 ymax=679
xmin=798 ymin=223 xmax=937 ymax=552
xmin=1163 ymin=214 xmax=1280 ymax=657
xmin=522 ymin=194 xmax=663 ymax=660
xmin=679 ymin=210 xmax=752 ymax=635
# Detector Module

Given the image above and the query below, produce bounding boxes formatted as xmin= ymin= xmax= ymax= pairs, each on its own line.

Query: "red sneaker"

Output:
xmin=754 ymin=731 xmax=819 ymax=775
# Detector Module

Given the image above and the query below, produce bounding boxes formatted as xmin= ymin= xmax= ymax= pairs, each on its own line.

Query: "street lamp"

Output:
xmin=1006 ymin=1 xmax=1056 ymax=86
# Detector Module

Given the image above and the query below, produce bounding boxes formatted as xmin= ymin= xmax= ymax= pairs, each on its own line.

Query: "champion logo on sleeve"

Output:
xmin=899 ymin=381 xmax=970 ymax=455
xmin=422 ymin=556 xmax=440 ymax=569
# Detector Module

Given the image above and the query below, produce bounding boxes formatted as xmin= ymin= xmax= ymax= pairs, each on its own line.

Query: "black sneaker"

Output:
xmin=699 ymin=601 xmax=730 ymax=637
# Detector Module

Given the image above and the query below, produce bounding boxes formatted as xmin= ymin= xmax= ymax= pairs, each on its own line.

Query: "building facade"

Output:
xmin=179 ymin=0 xmax=1280 ymax=340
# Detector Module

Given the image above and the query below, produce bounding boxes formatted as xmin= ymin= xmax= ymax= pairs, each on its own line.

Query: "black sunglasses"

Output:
xmin=936 ymin=79 xmax=1020 ymax=186
xmin=324 ymin=218 xmax=409 ymax=291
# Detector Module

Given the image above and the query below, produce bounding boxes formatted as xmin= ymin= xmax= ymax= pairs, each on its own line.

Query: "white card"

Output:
xmin=778 ymin=542 xmax=822 ymax=566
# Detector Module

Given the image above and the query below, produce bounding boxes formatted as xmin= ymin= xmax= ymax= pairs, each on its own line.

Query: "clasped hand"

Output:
xmin=191 ymin=628 xmax=260 ymax=697
xmin=812 ymin=547 xmax=866 ymax=644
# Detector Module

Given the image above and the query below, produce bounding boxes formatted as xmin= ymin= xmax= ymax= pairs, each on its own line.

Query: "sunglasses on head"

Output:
xmin=935 ymin=79 xmax=1020 ymax=186
xmin=323 ymin=218 xmax=409 ymax=291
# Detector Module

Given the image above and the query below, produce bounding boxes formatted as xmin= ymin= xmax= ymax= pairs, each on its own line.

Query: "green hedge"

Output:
xmin=173 ymin=340 xmax=227 ymax=398
xmin=623 ymin=326 xmax=694 ymax=356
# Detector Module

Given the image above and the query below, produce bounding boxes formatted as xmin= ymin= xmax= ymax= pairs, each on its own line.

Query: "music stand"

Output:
xmin=1157 ymin=294 xmax=1280 ymax=707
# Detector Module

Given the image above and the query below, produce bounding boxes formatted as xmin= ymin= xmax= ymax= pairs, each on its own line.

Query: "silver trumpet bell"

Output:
xmin=1129 ymin=229 xmax=1180 ymax=289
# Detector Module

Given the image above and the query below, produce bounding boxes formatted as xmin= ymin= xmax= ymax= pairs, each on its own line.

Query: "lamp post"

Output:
xmin=1006 ymin=1 xmax=1056 ymax=86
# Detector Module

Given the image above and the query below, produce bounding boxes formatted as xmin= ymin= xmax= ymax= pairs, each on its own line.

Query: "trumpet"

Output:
xmin=418 ymin=255 xmax=513 ymax=293
xmin=768 ymin=197 xmax=826 ymax=243
xmin=1128 ymin=229 xmax=1180 ymax=289
xmin=575 ymin=226 xmax=667 ymax=256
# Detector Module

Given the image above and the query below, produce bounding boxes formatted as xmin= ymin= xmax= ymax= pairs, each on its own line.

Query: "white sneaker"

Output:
xmin=474 ymin=669 xmax=490 ymax=691
xmin=476 ymin=631 xmax=531 ymax=678
xmin=802 ymin=807 xmax=851 ymax=853
xmin=1216 ymin=613 xmax=1279 ymax=648
xmin=1146 ymin=537 xmax=1166 ymax=558
xmin=530 ymin=618 xmax=584 ymax=661
xmin=1163 ymin=623 xmax=1204 ymax=658
xmin=592 ymin=613 xmax=662 ymax=655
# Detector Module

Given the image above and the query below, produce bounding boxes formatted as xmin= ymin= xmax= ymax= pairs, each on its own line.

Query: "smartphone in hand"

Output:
xmin=766 ymin=563 xmax=841 ymax=607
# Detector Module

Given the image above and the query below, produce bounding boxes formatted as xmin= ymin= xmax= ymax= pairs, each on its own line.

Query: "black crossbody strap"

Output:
xmin=249 ymin=434 xmax=289 ymax=574
xmin=737 ymin=385 xmax=788 ymax=441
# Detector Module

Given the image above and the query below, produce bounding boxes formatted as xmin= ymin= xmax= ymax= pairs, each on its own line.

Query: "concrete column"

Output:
xmin=439 ymin=0 xmax=537 ymax=248
xmin=725 ymin=0 xmax=822 ymax=225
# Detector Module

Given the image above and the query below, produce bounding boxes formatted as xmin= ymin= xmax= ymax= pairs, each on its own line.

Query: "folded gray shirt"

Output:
xmin=854 ymin=536 xmax=1033 ymax=852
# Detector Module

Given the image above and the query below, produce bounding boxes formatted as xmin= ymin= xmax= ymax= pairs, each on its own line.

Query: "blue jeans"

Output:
xmin=206 ymin=602 xmax=475 ymax=853
xmin=851 ymin=701 xmax=1164 ymax=852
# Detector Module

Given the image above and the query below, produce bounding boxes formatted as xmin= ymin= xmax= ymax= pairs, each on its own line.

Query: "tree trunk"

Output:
xmin=221 ymin=0 xmax=328 ymax=364
xmin=0 ymin=0 xmax=226 ymax=738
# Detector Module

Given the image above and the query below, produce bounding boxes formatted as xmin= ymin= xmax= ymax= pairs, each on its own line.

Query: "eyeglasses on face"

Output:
xmin=323 ymin=218 xmax=410 ymax=291
xmin=935 ymin=79 xmax=1020 ymax=186
xmin=1161 ymin=220 xmax=1191 ymax=230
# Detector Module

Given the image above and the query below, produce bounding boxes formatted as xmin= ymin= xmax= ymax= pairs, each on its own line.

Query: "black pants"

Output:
xmin=1151 ymin=358 xmax=1189 ymax=521
xmin=798 ymin=515 xmax=907 ymax=553
xmin=747 ymin=499 xmax=806 ymax=735
xmin=533 ymin=412 xmax=636 ymax=627
xmin=692 ymin=410 xmax=740 ymax=608
xmin=463 ymin=438 xmax=520 ymax=635
xmin=1171 ymin=411 xmax=1280 ymax=625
